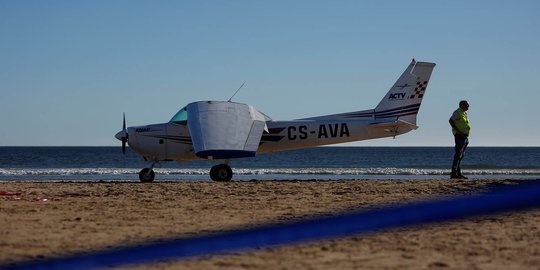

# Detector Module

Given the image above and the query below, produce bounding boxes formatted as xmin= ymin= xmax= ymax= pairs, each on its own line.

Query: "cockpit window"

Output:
xmin=170 ymin=106 xmax=188 ymax=123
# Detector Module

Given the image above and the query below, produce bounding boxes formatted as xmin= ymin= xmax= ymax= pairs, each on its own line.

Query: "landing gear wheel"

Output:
xmin=139 ymin=168 xmax=155 ymax=182
xmin=210 ymin=164 xmax=233 ymax=182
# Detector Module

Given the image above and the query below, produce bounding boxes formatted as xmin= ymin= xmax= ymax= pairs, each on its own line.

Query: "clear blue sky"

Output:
xmin=1 ymin=1 xmax=538 ymax=146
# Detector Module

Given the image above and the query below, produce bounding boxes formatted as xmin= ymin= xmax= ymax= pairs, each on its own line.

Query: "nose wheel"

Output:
xmin=139 ymin=168 xmax=155 ymax=182
xmin=139 ymin=159 xmax=159 ymax=182
xmin=210 ymin=164 xmax=233 ymax=182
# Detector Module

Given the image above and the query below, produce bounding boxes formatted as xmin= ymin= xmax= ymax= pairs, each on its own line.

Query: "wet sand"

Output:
xmin=1 ymin=179 xmax=540 ymax=269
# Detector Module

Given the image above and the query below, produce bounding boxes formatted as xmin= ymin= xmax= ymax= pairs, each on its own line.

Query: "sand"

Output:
xmin=1 ymin=179 xmax=540 ymax=269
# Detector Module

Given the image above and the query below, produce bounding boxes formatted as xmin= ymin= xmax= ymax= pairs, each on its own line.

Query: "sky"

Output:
xmin=0 ymin=0 xmax=539 ymax=146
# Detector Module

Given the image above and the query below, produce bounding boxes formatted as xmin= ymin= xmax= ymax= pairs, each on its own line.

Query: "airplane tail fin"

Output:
xmin=374 ymin=59 xmax=436 ymax=125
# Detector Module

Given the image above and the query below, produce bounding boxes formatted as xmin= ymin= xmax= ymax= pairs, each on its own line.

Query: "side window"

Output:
xmin=170 ymin=107 xmax=188 ymax=123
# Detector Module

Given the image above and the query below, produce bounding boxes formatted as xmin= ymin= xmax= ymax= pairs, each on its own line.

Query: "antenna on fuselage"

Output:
xmin=227 ymin=81 xmax=246 ymax=102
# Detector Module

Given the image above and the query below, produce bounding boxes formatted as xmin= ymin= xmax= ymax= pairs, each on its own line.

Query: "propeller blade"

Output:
xmin=121 ymin=113 xmax=127 ymax=154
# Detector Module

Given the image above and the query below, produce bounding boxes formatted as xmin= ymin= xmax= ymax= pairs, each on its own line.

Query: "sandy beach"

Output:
xmin=1 ymin=179 xmax=540 ymax=269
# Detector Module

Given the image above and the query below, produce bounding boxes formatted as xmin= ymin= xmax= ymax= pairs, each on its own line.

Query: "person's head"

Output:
xmin=459 ymin=100 xmax=469 ymax=111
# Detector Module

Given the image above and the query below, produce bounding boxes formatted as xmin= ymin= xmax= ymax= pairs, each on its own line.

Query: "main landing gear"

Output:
xmin=210 ymin=164 xmax=233 ymax=182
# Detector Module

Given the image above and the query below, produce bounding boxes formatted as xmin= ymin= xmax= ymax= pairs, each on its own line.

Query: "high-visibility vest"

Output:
xmin=452 ymin=108 xmax=470 ymax=136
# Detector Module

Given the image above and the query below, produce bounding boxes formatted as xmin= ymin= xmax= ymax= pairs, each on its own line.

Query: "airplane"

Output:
xmin=115 ymin=59 xmax=436 ymax=182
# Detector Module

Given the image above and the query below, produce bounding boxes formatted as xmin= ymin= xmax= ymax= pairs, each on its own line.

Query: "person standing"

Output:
xmin=449 ymin=100 xmax=470 ymax=179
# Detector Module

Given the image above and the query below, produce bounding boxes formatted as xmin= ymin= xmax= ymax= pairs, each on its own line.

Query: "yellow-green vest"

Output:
xmin=452 ymin=108 xmax=470 ymax=136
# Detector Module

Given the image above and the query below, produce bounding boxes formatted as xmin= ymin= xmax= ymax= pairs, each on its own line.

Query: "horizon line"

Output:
xmin=1 ymin=145 xmax=540 ymax=148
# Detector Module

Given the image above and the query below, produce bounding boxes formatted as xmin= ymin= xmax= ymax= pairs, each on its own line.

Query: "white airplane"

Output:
xmin=115 ymin=59 xmax=435 ymax=182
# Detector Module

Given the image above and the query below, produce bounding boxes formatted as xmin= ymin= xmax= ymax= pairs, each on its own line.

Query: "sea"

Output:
xmin=1 ymin=147 xmax=539 ymax=181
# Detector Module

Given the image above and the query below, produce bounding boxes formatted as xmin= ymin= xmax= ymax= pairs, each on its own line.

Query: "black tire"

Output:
xmin=210 ymin=164 xmax=233 ymax=182
xmin=139 ymin=168 xmax=155 ymax=182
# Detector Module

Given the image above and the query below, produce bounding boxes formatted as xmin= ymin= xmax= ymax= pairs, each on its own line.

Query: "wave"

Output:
xmin=2 ymin=167 xmax=540 ymax=176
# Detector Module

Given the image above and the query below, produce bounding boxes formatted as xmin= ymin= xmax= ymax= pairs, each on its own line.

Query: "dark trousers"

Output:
xmin=452 ymin=135 xmax=469 ymax=176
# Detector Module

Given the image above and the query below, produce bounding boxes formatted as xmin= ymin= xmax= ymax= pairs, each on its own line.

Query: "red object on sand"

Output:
xmin=0 ymin=191 xmax=23 ymax=196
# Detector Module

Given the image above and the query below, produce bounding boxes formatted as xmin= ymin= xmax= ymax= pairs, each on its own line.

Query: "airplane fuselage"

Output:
xmin=126 ymin=117 xmax=412 ymax=163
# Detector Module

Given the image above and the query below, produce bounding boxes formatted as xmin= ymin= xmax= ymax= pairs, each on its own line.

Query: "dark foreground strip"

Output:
xmin=3 ymin=181 xmax=540 ymax=270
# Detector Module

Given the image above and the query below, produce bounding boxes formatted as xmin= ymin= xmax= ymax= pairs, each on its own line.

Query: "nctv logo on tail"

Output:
xmin=388 ymin=92 xmax=407 ymax=100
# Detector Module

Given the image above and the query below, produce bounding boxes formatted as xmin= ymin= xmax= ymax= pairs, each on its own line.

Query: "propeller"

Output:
xmin=115 ymin=113 xmax=129 ymax=154
xmin=122 ymin=113 xmax=128 ymax=154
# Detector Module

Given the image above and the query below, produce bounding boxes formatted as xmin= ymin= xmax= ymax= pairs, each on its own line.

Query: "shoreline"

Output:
xmin=2 ymin=173 xmax=540 ymax=182
xmin=1 ymin=178 xmax=540 ymax=269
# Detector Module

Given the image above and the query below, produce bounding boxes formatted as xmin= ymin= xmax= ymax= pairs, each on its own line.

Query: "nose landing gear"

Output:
xmin=139 ymin=159 xmax=159 ymax=182
xmin=139 ymin=168 xmax=155 ymax=182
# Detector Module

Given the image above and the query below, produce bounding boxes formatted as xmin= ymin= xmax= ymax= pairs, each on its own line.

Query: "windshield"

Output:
xmin=170 ymin=106 xmax=188 ymax=123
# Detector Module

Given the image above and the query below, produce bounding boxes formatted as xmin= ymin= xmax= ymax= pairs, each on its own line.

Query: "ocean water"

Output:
xmin=0 ymin=147 xmax=539 ymax=181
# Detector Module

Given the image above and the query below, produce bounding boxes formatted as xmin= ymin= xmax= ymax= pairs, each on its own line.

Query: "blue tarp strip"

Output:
xmin=3 ymin=182 xmax=540 ymax=270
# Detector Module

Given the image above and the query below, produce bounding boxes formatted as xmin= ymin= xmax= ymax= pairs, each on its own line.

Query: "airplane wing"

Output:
xmin=187 ymin=101 xmax=268 ymax=159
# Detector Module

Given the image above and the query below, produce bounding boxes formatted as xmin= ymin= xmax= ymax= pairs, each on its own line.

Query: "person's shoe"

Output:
xmin=458 ymin=174 xmax=468 ymax=179
xmin=450 ymin=173 xmax=460 ymax=179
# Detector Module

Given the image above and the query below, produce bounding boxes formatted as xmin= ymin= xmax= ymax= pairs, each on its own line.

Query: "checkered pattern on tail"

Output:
xmin=409 ymin=81 xmax=428 ymax=99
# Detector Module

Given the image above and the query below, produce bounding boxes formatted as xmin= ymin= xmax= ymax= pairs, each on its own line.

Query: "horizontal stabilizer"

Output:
xmin=368 ymin=119 xmax=418 ymax=134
